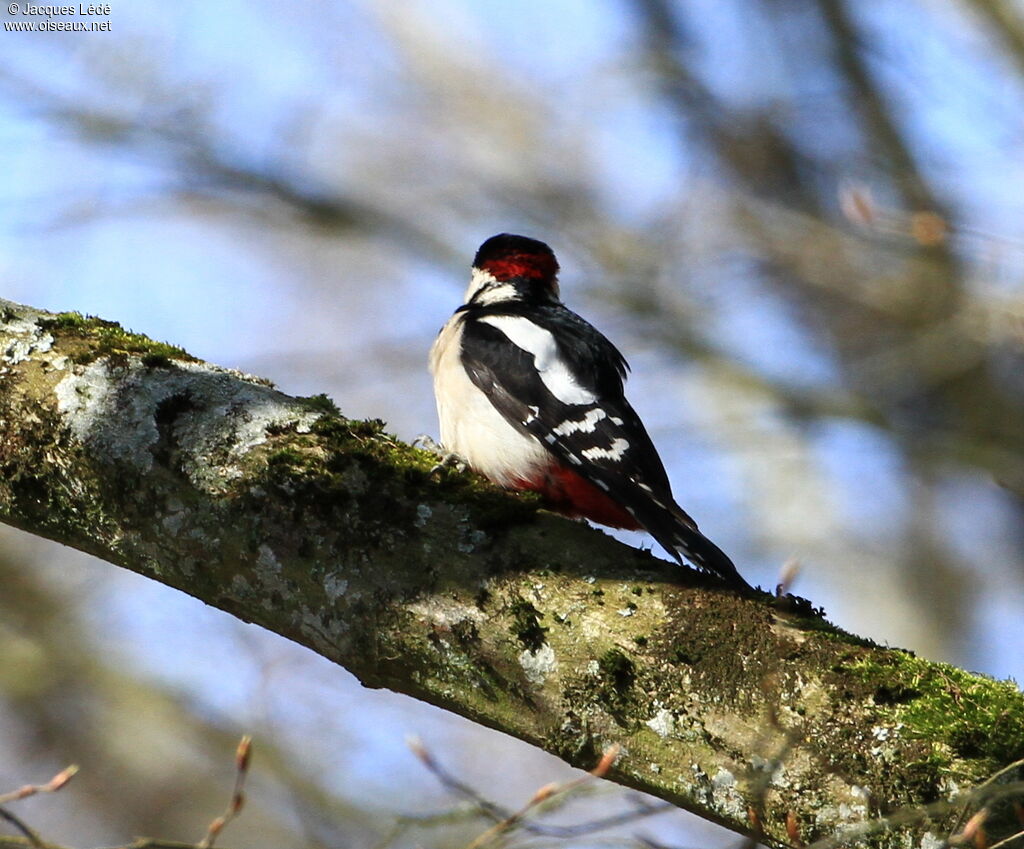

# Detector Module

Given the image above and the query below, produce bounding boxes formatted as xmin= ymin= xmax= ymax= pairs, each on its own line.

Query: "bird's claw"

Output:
xmin=413 ymin=435 xmax=467 ymax=476
xmin=413 ymin=434 xmax=442 ymax=452
xmin=429 ymin=452 xmax=468 ymax=476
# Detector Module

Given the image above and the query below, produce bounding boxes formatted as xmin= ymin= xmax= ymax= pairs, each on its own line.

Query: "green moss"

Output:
xmin=250 ymin=427 xmax=409 ymax=545
xmin=548 ymin=721 xmax=602 ymax=767
xmin=345 ymin=417 xmax=389 ymax=439
xmin=141 ymin=353 xmax=174 ymax=368
xmin=599 ymin=649 xmax=636 ymax=691
xmin=783 ymin=605 xmax=879 ymax=648
xmin=772 ymin=593 xmax=827 ymax=620
xmin=267 ymin=448 xmax=306 ymax=467
xmin=306 ymin=416 xmax=426 ymax=483
xmin=312 ymin=414 xmax=543 ymax=528
xmin=671 ymin=646 xmax=697 ymax=665
xmin=848 ymin=654 xmax=1024 ymax=766
xmin=0 ymin=370 xmax=117 ymax=544
xmin=598 ymin=647 xmax=630 ymax=688
xmin=39 ymin=311 xmax=96 ymax=330
xmin=559 ymin=648 xmax=643 ymax=733
xmin=245 ymin=403 xmax=543 ymax=563
xmin=297 ymin=393 xmax=340 ymax=415
xmin=241 ymin=408 xmax=538 ymax=567
xmin=508 ymin=597 xmax=548 ymax=651
xmin=39 ymin=312 xmax=192 ymax=366
xmin=651 ymin=592 xmax=778 ymax=709
xmin=310 ymin=416 xmax=431 ymax=479
xmin=592 ymin=649 xmax=638 ymax=723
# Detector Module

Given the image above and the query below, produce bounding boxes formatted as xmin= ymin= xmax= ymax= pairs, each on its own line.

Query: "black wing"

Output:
xmin=458 ymin=305 xmax=751 ymax=590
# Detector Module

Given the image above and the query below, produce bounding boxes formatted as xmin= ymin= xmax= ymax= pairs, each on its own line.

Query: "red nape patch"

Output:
xmin=483 ymin=253 xmax=558 ymax=282
xmin=512 ymin=465 xmax=641 ymax=530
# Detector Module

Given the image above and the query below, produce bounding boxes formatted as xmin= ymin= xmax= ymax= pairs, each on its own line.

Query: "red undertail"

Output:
xmin=512 ymin=464 xmax=642 ymax=530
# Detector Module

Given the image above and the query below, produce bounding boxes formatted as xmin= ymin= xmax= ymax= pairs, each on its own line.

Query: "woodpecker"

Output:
xmin=429 ymin=233 xmax=752 ymax=591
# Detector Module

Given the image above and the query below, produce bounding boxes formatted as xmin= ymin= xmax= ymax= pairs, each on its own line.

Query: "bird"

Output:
xmin=428 ymin=233 xmax=752 ymax=592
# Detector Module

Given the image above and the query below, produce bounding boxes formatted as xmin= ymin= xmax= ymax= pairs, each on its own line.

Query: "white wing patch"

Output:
xmin=553 ymin=407 xmax=607 ymax=436
xmin=478 ymin=315 xmax=597 ymax=405
xmin=581 ymin=438 xmax=630 ymax=461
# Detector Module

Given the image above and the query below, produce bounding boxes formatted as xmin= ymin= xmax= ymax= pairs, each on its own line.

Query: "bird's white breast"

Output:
xmin=429 ymin=315 xmax=552 ymax=487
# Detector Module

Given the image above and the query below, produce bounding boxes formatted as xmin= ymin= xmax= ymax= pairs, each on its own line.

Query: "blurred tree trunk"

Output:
xmin=2 ymin=298 xmax=1022 ymax=849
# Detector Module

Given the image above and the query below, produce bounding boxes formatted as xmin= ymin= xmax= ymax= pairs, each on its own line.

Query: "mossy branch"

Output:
xmin=1 ymin=298 xmax=1022 ymax=848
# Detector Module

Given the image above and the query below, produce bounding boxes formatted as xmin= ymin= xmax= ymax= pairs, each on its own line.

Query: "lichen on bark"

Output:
xmin=1 ymin=297 xmax=1022 ymax=848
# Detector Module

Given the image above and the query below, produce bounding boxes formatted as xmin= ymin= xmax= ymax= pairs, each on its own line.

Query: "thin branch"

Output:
xmin=0 ymin=766 xmax=78 ymax=849
xmin=197 ymin=736 xmax=253 ymax=849
xmin=0 ymin=810 xmax=42 ymax=849
xmin=409 ymin=739 xmax=674 ymax=844
xmin=0 ymin=767 xmax=78 ymax=806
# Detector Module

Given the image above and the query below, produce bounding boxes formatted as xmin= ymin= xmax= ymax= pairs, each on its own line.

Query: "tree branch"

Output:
xmin=1 ymin=298 xmax=1022 ymax=848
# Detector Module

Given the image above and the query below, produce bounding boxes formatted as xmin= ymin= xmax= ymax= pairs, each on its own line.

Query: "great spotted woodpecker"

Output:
xmin=429 ymin=233 xmax=752 ymax=591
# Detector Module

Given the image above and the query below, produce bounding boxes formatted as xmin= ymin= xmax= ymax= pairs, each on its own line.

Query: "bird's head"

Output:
xmin=465 ymin=233 xmax=560 ymax=305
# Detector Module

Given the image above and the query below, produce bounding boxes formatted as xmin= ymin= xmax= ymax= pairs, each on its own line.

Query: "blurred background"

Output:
xmin=1 ymin=1 xmax=1023 ymax=846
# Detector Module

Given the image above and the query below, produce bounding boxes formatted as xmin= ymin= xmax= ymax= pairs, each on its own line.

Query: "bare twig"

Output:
xmin=987 ymin=826 xmax=1024 ymax=849
xmin=197 ymin=736 xmax=253 ymax=849
xmin=805 ymin=780 xmax=1024 ymax=849
xmin=0 ymin=765 xmax=78 ymax=848
xmin=408 ymin=738 xmax=672 ymax=846
xmin=950 ymin=757 xmax=1024 ymax=837
xmin=0 ymin=766 xmax=78 ymax=806
xmin=461 ymin=745 xmax=623 ymax=849
xmin=0 ymin=809 xmax=42 ymax=849
xmin=949 ymin=807 xmax=989 ymax=846
xmin=407 ymin=736 xmax=509 ymax=824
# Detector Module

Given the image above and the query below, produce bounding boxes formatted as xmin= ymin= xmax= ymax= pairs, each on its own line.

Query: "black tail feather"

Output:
xmin=633 ymin=501 xmax=753 ymax=592
xmin=666 ymin=526 xmax=753 ymax=592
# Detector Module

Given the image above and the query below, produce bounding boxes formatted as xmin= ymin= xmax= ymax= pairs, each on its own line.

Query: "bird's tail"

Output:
xmin=640 ymin=501 xmax=753 ymax=592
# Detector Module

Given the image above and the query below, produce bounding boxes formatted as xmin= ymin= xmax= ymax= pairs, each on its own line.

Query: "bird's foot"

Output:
xmin=429 ymin=451 xmax=468 ymax=476
xmin=413 ymin=436 xmax=468 ymax=476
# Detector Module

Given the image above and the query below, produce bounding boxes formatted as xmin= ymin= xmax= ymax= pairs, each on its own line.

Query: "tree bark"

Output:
xmin=1 ymin=298 xmax=1022 ymax=848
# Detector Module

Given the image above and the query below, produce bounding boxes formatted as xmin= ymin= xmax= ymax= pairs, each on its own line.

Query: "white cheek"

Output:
xmin=464 ymin=268 xmax=498 ymax=303
xmin=478 ymin=315 xmax=596 ymax=405
xmin=464 ymin=269 xmax=519 ymax=305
